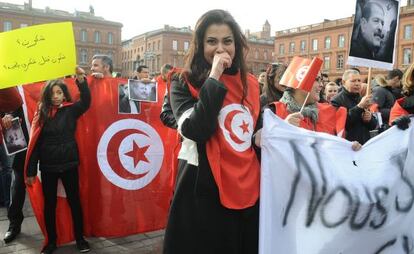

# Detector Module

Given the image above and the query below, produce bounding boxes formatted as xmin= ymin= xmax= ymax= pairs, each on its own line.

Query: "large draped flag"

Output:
xmin=259 ymin=110 xmax=414 ymax=254
xmin=21 ymin=77 xmax=177 ymax=245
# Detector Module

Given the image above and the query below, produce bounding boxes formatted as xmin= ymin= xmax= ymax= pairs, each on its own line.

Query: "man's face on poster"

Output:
xmin=361 ymin=3 xmax=385 ymax=52
xmin=133 ymin=82 xmax=151 ymax=100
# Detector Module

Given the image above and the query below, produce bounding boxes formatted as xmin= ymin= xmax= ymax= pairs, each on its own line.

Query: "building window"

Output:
xmin=20 ymin=23 xmax=28 ymax=28
xmin=279 ymin=44 xmax=285 ymax=55
xmin=404 ymin=25 xmax=412 ymax=40
xmin=81 ymin=29 xmax=87 ymax=42
xmin=323 ymin=56 xmax=330 ymax=70
xmin=80 ymin=49 xmax=88 ymax=64
xmin=94 ymin=31 xmax=101 ymax=43
xmin=289 ymin=42 xmax=295 ymax=53
xmin=338 ymin=35 xmax=345 ymax=48
xmin=172 ymin=40 xmax=178 ymax=51
xmin=255 ymin=49 xmax=259 ymax=59
xmin=108 ymin=32 xmax=113 ymax=44
xmin=3 ymin=21 xmax=12 ymax=31
xmin=158 ymin=41 xmax=160 ymax=50
xmin=184 ymin=41 xmax=189 ymax=51
xmin=403 ymin=48 xmax=412 ymax=65
xmin=336 ymin=54 xmax=344 ymax=69
xmin=324 ymin=37 xmax=331 ymax=49
xmin=264 ymin=50 xmax=268 ymax=60
xmin=152 ymin=42 xmax=155 ymax=51
xmin=312 ymin=39 xmax=318 ymax=51
xmin=300 ymin=40 xmax=306 ymax=53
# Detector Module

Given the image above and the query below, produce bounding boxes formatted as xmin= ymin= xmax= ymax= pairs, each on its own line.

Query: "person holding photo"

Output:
xmin=25 ymin=67 xmax=91 ymax=254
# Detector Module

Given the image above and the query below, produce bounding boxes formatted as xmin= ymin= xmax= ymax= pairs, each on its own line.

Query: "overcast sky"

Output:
xmin=4 ymin=0 xmax=409 ymax=40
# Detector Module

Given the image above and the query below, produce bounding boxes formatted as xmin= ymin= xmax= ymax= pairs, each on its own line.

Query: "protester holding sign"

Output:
xmin=262 ymin=57 xmax=363 ymax=151
xmin=163 ymin=9 xmax=261 ymax=253
xmin=331 ymin=69 xmax=377 ymax=144
xmin=25 ymin=67 xmax=91 ymax=254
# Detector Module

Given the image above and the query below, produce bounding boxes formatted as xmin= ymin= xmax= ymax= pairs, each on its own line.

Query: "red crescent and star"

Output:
xmin=224 ymin=110 xmax=250 ymax=144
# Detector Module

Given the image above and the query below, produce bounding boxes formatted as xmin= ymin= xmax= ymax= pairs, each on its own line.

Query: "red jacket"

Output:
xmin=273 ymin=102 xmax=347 ymax=137
xmin=389 ymin=97 xmax=409 ymax=124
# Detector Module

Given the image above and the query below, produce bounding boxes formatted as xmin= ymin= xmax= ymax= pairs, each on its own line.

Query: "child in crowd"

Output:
xmin=26 ymin=67 xmax=91 ymax=254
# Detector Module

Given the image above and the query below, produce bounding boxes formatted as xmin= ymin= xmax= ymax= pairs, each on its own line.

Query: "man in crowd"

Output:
xmin=0 ymin=88 xmax=29 ymax=243
xmin=135 ymin=65 xmax=150 ymax=81
xmin=90 ymin=54 xmax=113 ymax=78
xmin=331 ymin=69 xmax=377 ymax=144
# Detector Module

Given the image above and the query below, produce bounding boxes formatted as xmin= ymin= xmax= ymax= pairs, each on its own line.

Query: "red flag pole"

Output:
xmin=299 ymin=92 xmax=310 ymax=113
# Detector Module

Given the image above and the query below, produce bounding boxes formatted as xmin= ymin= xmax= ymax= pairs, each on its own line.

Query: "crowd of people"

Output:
xmin=0 ymin=8 xmax=413 ymax=254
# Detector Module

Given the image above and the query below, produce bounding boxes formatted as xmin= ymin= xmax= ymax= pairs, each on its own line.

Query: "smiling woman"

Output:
xmin=163 ymin=9 xmax=261 ymax=254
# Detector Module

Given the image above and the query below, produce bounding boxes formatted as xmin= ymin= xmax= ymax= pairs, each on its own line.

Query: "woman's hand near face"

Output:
xmin=209 ymin=52 xmax=232 ymax=80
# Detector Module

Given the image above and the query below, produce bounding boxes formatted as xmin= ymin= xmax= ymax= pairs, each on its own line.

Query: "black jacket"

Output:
xmin=160 ymin=89 xmax=177 ymax=129
xmin=331 ymin=89 xmax=377 ymax=144
xmin=27 ymin=79 xmax=91 ymax=176
xmin=372 ymin=85 xmax=395 ymax=124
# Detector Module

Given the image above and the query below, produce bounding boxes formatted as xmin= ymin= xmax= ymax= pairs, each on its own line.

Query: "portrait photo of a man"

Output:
xmin=118 ymin=83 xmax=141 ymax=114
xmin=349 ymin=0 xmax=399 ymax=66
xmin=2 ymin=117 xmax=27 ymax=155
xmin=128 ymin=79 xmax=157 ymax=102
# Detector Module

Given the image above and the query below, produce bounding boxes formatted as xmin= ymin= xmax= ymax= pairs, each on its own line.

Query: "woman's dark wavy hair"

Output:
xmin=38 ymin=79 xmax=72 ymax=124
xmin=183 ymin=9 xmax=249 ymax=103
xmin=263 ymin=63 xmax=287 ymax=103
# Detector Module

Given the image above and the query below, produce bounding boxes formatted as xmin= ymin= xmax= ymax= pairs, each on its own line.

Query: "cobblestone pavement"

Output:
xmin=0 ymin=198 xmax=164 ymax=253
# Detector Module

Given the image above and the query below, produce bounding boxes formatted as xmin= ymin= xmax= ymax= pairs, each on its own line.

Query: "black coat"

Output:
xmin=163 ymin=74 xmax=259 ymax=254
xmin=331 ymin=89 xmax=377 ymax=144
xmin=159 ymin=90 xmax=177 ymax=129
xmin=372 ymin=85 xmax=395 ymax=124
xmin=27 ymin=79 xmax=91 ymax=176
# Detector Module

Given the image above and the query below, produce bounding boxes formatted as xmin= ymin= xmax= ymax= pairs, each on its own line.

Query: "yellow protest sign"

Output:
xmin=0 ymin=22 xmax=76 ymax=89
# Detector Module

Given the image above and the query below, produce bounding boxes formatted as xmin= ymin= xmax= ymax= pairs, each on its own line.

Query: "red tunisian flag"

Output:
xmin=280 ymin=56 xmax=323 ymax=92
xmin=21 ymin=77 xmax=176 ymax=245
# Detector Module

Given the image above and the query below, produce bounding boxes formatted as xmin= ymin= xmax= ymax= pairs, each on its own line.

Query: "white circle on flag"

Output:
xmin=218 ymin=103 xmax=253 ymax=152
xmin=296 ymin=65 xmax=309 ymax=82
xmin=97 ymin=119 xmax=164 ymax=190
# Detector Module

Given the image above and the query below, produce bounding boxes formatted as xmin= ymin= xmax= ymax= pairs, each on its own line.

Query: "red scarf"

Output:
xmin=185 ymin=72 xmax=260 ymax=209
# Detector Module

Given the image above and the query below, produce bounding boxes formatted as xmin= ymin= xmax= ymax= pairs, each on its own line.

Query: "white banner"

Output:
xmin=259 ymin=110 xmax=414 ymax=254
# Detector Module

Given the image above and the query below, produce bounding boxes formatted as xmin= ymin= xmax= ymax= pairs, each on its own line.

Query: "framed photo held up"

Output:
xmin=2 ymin=117 xmax=28 ymax=155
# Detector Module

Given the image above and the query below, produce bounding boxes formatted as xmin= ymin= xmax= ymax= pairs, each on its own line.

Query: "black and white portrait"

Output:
xmin=118 ymin=83 xmax=141 ymax=114
xmin=2 ymin=117 xmax=27 ymax=155
xmin=128 ymin=79 xmax=157 ymax=103
xmin=348 ymin=0 xmax=400 ymax=69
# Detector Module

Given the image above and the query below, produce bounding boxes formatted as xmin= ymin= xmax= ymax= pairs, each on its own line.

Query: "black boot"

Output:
xmin=40 ymin=243 xmax=57 ymax=254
